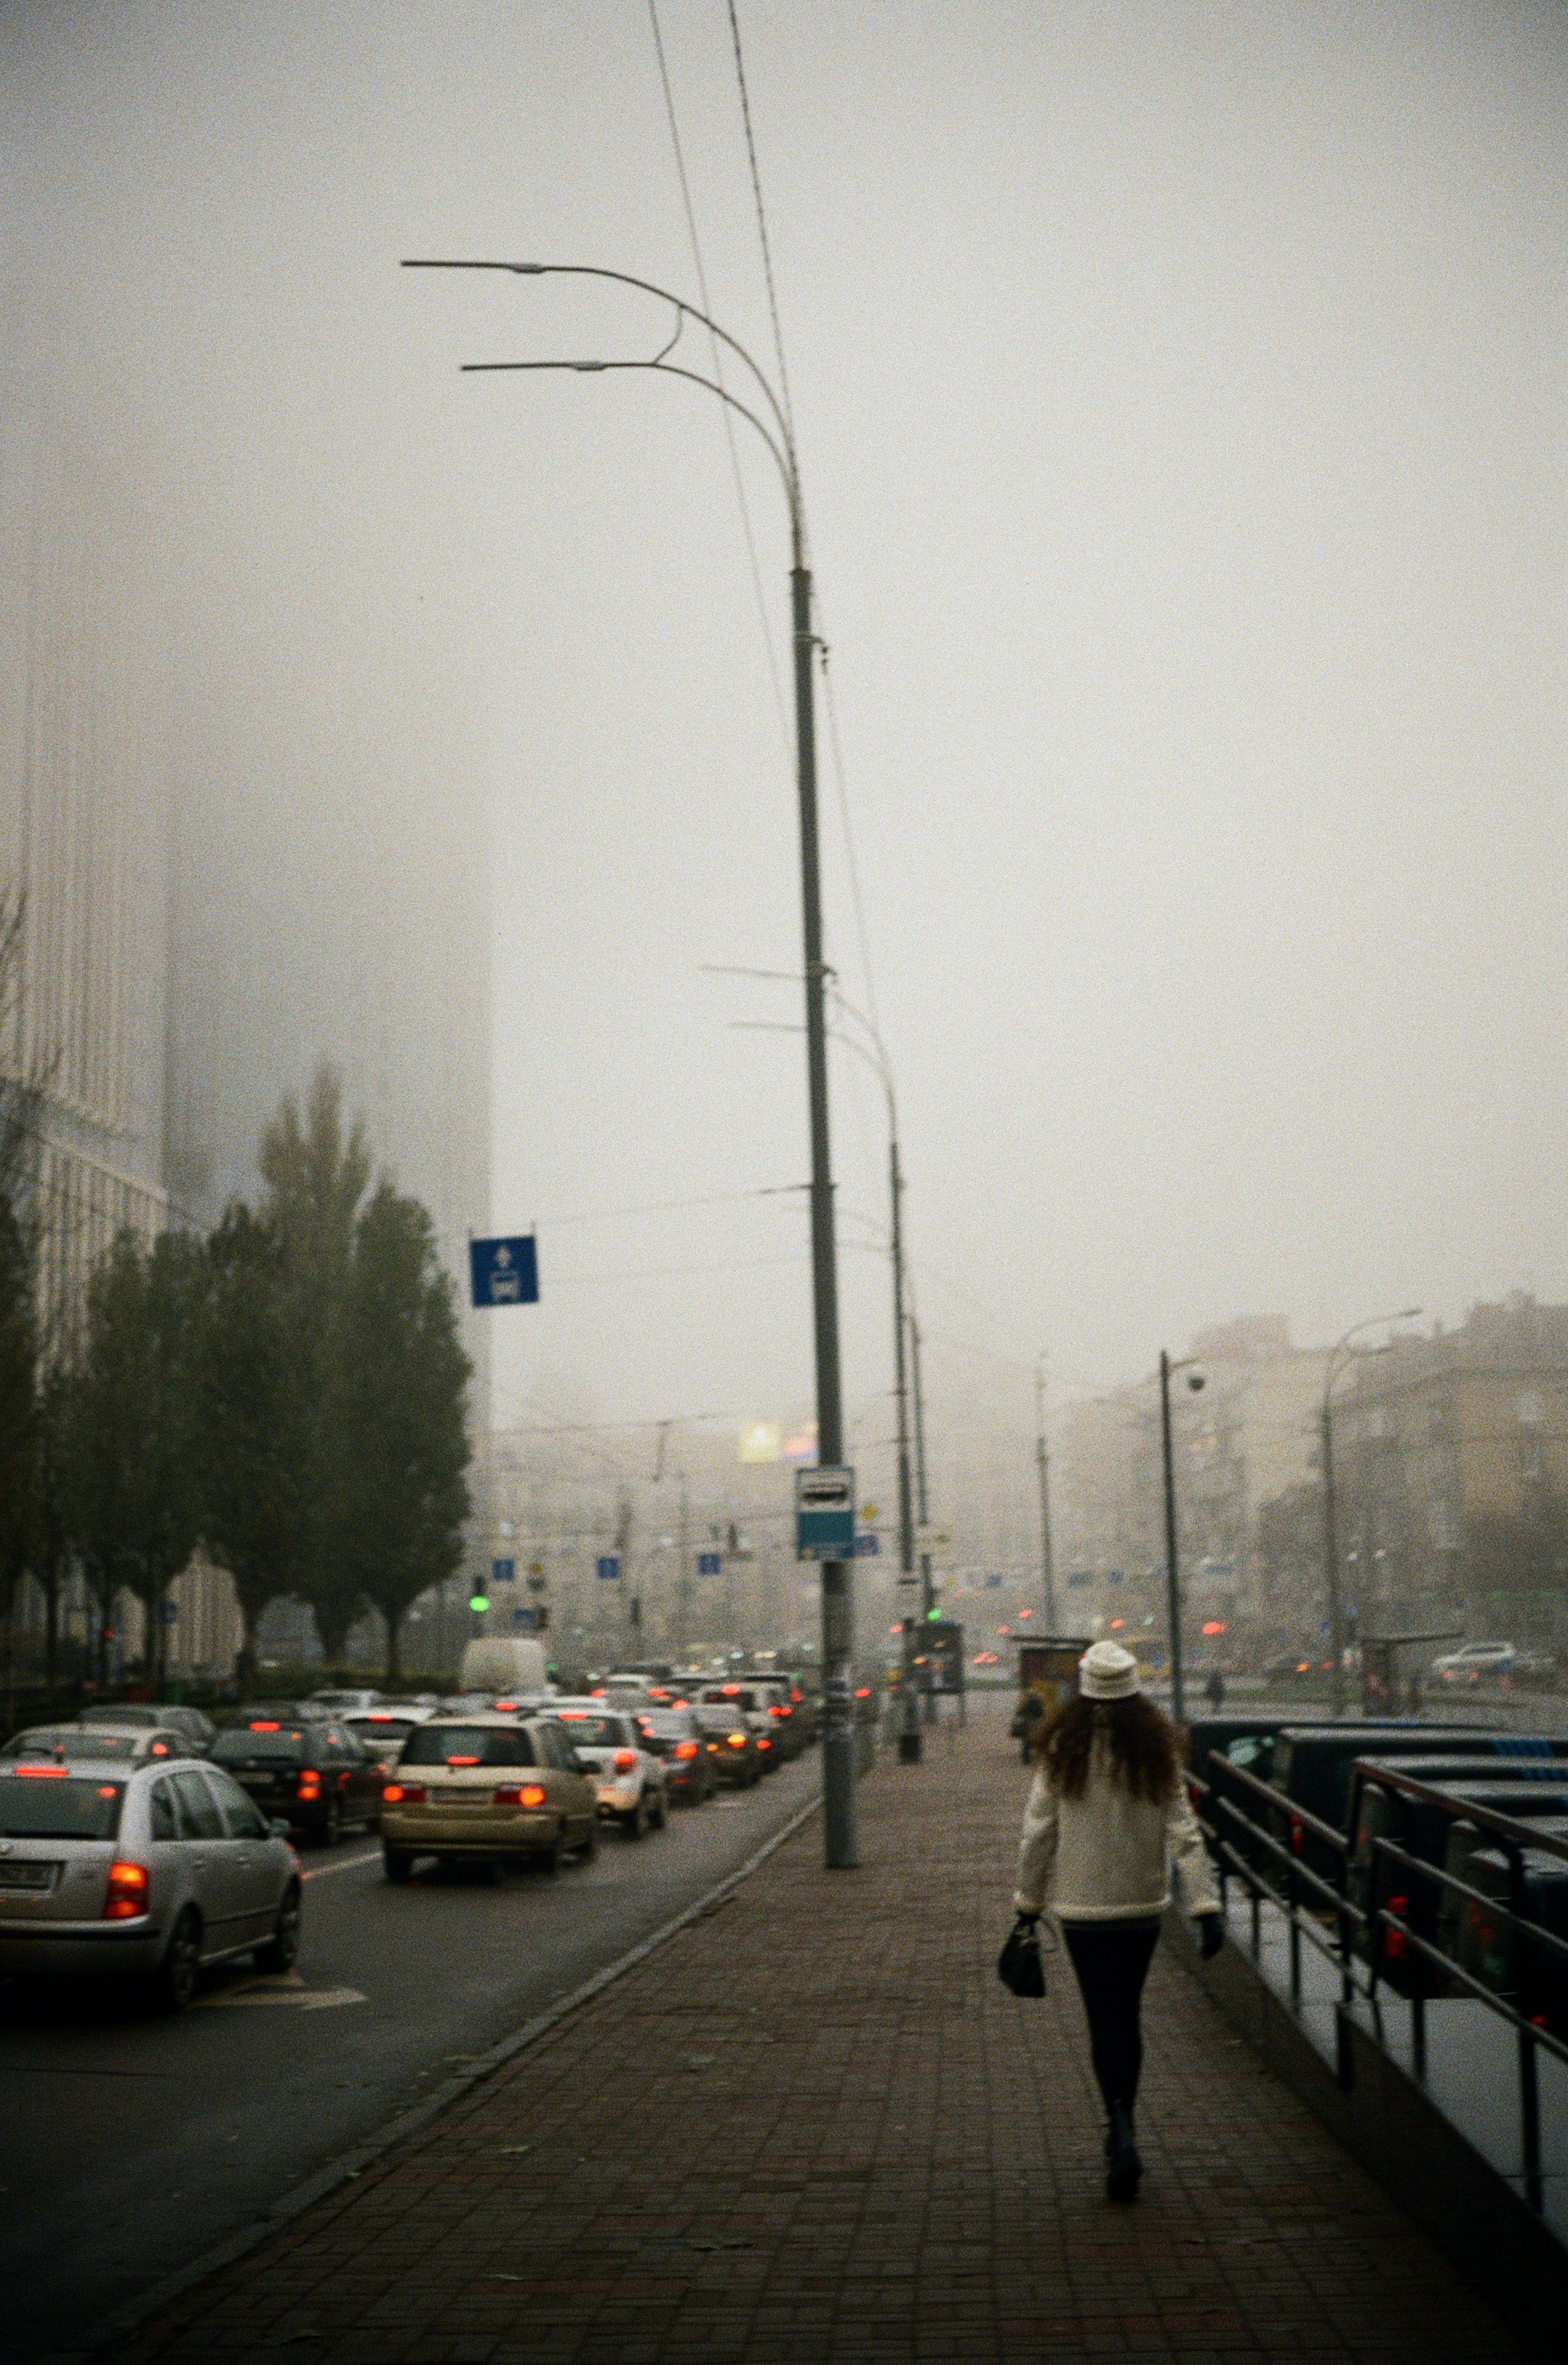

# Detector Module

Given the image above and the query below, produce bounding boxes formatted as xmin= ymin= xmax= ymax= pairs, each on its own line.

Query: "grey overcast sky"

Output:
xmin=6 ymin=1 xmax=1566 ymax=1465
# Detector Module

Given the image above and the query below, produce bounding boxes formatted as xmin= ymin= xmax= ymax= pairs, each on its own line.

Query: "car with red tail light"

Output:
xmin=210 ymin=1715 xmax=386 ymax=1846
xmin=552 ymin=1703 xmax=669 ymax=1836
xmin=379 ymin=1713 xmax=598 ymax=1878
xmin=633 ymin=1706 xmax=718 ymax=1804
xmin=0 ymin=1752 xmax=300 ymax=2012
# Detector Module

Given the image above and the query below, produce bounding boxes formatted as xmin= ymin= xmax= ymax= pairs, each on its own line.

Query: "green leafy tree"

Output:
xmin=199 ymin=1205 xmax=310 ymax=1691
xmin=58 ymin=1230 xmax=206 ymax=1682
xmin=325 ymin=1181 xmax=472 ymax=1686
xmin=258 ymin=1064 xmax=371 ymax=1660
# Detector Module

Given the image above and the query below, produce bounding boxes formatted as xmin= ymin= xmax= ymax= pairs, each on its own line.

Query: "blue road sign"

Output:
xmin=492 ymin=1557 xmax=516 ymax=1586
xmin=596 ymin=1555 xmax=621 ymax=1582
xmin=1067 ymin=1571 xmax=1091 ymax=1588
xmin=469 ymin=1234 xmax=539 ymax=1308
xmin=986 ymin=1573 xmax=1003 ymax=1589
xmin=696 ymin=1550 xmax=722 ymax=1576
xmin=854 ymin=1533 xmax=880 ymax=1557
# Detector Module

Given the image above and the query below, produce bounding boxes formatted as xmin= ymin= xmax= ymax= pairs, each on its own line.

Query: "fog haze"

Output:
xmin=5 ymin=0 xmax=1564 ymax=1501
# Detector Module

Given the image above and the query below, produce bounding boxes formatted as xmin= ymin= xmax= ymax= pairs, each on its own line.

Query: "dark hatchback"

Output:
xmin=636 ymin=1708 xmax=718 ymax=1803
xmin=212 ymin=1715 xmax=386 ymax=1845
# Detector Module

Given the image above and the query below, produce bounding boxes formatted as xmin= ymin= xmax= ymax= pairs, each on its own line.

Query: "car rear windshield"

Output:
xmin=639 ymin=1713 xmax=695 ymax=1738
xmin=400 ymin=1726 xmax=537 ymax=1768
xmin=212 ymin=1729 xmax=308 ymax=1765
xmin=348 ymin=1716 xmax=417 ymax=1745
xmin=552 ymin=1715 xmax=623 ymax=1748
xmin=81 ymin=1705 xmax=160 ymax=1728
xmin=0 ymin=1774 xmax=125 ymax=1839
xmin=5 ymin=1730 xmax=138 ymax=1760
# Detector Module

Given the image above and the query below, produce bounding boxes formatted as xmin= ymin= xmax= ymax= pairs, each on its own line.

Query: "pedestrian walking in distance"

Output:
xmin=1012 ymin=1638 xmax=1223 ymax=2201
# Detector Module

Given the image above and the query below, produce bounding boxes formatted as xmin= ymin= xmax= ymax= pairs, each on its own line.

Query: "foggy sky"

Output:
xmin=5 ymin=1 xmax=1566 ymax=1512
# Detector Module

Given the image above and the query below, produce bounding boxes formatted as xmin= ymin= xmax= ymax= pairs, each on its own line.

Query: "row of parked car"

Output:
xmin=1191 ymin=1711 xmax=1568 ymax=2038
xmin=0 ymin=1670 xmax=818 ymax=2011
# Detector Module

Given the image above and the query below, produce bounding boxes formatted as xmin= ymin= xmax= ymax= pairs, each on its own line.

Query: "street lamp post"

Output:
xmin=730 ymin=995 xmax=920 ymax=1758
xmin=1158 ymin=1350 xmax=1206 ymax=1724
xmin=1035 ymin=1358 xmax=1058 ymax=1634
xmin=404 ymin=257 xmax=858 ymax=1865
xmin=1320 ymin=1307 xmax=1422 ymax=1718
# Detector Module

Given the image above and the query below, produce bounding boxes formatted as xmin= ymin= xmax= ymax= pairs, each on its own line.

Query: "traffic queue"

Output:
xmin=0 ymin=1664 xmax=818 ymax=2014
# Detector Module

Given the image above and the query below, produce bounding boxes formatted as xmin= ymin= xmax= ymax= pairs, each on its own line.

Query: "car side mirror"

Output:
xmin=268 ymin=1818 xmax=291 ymax=1841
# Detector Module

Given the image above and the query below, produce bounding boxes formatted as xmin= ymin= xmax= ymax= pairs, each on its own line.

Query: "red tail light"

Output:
xmin=446 ymin=1756 xmax=480 ymax=1767
xmin=494 ymin=1784 xmax=547 ymax=1807
xmin=494 ymin=1699 xmax=519 ymax=1713
xmin=1288 ymin=1815 xmax=1304 ymax=1856
xmin=768 ymin=1705 xmax=785 ymax=1717
xmin=383 ymin=1782 xmax=425 ymax=1803
xmin=1384 ymin=1896 xmax=1410 ymax=1959
xmin=250 ymin=1721 xmax=281 ymax=1732
xmin=673 ymin=1741 xmax=699 ymax=1760
xmin=103 ymin=1861 xmax=150 ymax=1920
xmin=757 ymin=1738 xmax=772 ymax=1751
xmin=727 ymin=1732 xmax=746 ymax=1748
xmin=15 ymin=1765 xmax=67 ymax=1778
xmin=297 ymin=1771 xmax=322 ymax=1799
xmin=613 ymin=1750 xmax=637 ymax=1772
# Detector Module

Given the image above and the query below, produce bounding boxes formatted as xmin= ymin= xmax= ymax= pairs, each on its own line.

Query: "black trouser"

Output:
xmin=1061 ymin=1917 xmax=1161 ymax=2115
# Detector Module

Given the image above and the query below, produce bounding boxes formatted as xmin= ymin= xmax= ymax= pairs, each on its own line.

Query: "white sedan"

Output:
xmin=552 ymin=1703 xmax=669 ymax=1838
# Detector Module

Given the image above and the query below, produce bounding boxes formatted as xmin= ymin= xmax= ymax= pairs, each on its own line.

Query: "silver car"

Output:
xmin=553 ymin=1703 xmax=669 ymax=1837
xmin=0 ymin=1752 xmax=302 ymax=2012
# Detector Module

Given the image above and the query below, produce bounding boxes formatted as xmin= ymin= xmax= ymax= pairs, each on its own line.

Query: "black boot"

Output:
xmin=1105 ymin=2102 xmax=1141 ymax=2202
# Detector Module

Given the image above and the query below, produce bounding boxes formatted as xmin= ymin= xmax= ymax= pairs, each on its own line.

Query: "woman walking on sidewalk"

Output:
xmin=1012 ymin=1639 xmax=1222 ymax=2201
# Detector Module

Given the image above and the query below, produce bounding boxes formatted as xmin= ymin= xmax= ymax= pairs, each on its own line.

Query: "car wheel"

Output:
xmin=383 ymin=1846 xmax=414 ymax=1883
xmin=622 ymin=1793 xmax=649 ymax=1841
xmin=650 ymin=1789 xmax=668 ymax=1830
xmin=578 ymin=1817 xmax=598 ymax=1862
xmin=150 ymin=1909 xmax=202 ymax=2015
xmin=254 ymin=1884 xmax=302 ymax=1972
xmin=539 ymin=1831 xmax=563 ymax=1874
xmin=314 ymin=1797 xmax=342 ymax=1849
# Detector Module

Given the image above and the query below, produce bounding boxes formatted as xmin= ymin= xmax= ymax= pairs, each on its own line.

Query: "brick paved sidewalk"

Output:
xmin=101 ymin=1713 xmax=1521 ymax=2365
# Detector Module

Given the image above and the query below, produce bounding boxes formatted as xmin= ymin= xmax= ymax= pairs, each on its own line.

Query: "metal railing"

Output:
xmin=1193 ymin=1749 xmax=1568 ymax=2223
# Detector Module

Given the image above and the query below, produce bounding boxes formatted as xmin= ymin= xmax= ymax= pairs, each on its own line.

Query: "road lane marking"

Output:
xmin=199 ymin=1974 xmax=367 ymax=2011
xmin=300 ymin=1849 xmax=380 ymax=1883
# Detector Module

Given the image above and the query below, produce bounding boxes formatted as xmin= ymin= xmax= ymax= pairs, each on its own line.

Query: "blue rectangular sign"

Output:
xmin=854 ymin=1533 xmax=880 ymax=1557
xmin=469 ymin=1235 xmax=539 ymax=1308
xmin=596 ymin=1555 xmax=621 ymax=1582
xmin=696 ymin=1550 xmax=723 ymax=1576
xmin=492 ymin=1557 xmax=516 ymax=1586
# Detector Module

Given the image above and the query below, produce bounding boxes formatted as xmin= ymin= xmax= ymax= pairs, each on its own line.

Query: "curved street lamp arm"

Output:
xmin=461 ymin=358 xmax=799 ymax=540
xmin=402 ymin=258 xmax=796 ymax=484
xmin=1323 ymin=1307 xmax=1424 ymax=1408
xmin=730 ymin=1015 xmax=893 ymax=1129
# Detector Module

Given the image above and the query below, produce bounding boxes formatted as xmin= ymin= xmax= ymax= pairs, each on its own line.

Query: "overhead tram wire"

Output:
xmin=646 ymin=0 xmax=789 ymax=749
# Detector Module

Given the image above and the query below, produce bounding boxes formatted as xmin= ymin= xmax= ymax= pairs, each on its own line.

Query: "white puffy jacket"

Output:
xmin=1014 ymin=1734 xmax=1219 ymax=1923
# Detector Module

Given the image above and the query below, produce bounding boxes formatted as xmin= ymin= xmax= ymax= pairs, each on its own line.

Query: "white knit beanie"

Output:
xmin=1079 ymin=1639 xmax=1141 ymax=1699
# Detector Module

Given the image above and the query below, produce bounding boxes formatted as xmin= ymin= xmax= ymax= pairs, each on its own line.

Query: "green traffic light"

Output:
xmin=926 ymin=1606 xmax=940 ymax=1621
xmin=468 ymin=1594 xmax=489 ymax=1613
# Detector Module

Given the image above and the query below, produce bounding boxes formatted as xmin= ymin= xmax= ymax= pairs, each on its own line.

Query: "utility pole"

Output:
xmin=1159 ymin=1352 xmax=1185 ymax=1723
xmin=1035 ymin=1358 xmax=1058 ymax=1634
xmin=911 ymin=1311 xmax=936 ymax=1724
xmin=892 ymin=1136 xmax=922 ymax=1762
xmin=403 ymin=254 xmax=854 ymax=1865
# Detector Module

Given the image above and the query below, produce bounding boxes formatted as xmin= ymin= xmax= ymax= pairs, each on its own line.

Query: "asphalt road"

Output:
xmin=0 ymin=1750 xmax=822 ymax=2364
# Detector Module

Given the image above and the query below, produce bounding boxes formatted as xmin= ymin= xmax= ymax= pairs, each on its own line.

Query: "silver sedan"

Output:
xmin=0 ymin=1753 xmax=302 ymax=2012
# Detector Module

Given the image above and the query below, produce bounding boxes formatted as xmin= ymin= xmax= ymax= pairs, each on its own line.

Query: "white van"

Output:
xmin=459 ymin=1636 xmax=552 ymax=1699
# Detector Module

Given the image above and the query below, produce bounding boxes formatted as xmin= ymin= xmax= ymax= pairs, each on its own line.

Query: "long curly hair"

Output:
xmin=1032 ymin=1691 xmax=1183 ymax=1804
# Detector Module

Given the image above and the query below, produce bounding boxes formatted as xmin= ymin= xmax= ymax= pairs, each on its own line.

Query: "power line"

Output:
xmin=724 ymin=0 xmax=796 ymax=446
xmin=535 ymin=1180 xmax=807 ymax=1229
xmin=819 ymin=645 xmax=883 ymax=1046
xmin=646 ymin=0 xmax=789 ymax=747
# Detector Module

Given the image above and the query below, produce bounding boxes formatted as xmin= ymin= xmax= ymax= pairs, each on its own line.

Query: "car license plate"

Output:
xmin=430 ymin=1787 xmax=481 ymax=1804
xmin=0 ymin=1862 xmax=57 ymax=1891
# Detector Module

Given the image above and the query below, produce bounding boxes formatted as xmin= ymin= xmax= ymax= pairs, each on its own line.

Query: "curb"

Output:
xmin=50 ymin=1789 xmax=825 ymax=2364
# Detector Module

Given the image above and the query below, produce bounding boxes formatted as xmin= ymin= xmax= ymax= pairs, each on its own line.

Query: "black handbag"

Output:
xmin=997 ymin=1919 xmax=1047 ymax=1998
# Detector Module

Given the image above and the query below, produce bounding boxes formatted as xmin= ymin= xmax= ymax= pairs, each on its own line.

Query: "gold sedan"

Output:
xmin=379 ymin=1713 xmax=598 ymax=1881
